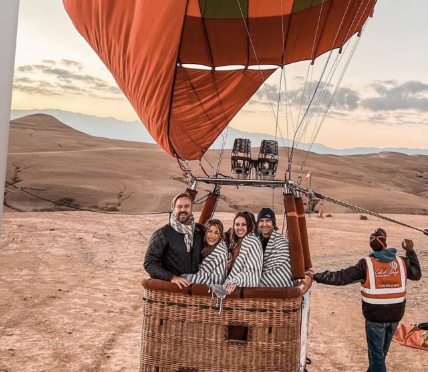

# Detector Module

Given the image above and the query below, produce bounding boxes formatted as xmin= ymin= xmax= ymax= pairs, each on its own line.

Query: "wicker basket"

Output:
xmin=140 ymin=278 xmax=311 ymax=372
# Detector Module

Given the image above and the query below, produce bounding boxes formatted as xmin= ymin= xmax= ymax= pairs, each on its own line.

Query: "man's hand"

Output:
xmin=170 ymin=275 xmax=190 ymax=289
xmin=305 ymin=267 xmax=315 ymax=279
xmin=226 ymin=283 xmax=237 ymax=295
xmin=226 ymin=252 xmax=233 ymax=271
xmin=402 ymin=239 xmax=414 ymax=252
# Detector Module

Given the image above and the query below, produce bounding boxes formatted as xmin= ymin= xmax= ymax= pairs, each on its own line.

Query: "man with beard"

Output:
xmin=257 ymin=208 xmax=294 ymax=287
xmin=144 ymin=192 xmax=205 ymax=289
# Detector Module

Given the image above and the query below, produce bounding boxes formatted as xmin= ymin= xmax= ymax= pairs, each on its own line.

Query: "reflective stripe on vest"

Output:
xmin=361 ymin=256 xmax=407 ymax=305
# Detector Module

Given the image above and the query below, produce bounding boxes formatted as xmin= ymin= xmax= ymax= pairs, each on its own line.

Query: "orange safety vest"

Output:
xmin=361 ymin=256 xmax=407 ymax=305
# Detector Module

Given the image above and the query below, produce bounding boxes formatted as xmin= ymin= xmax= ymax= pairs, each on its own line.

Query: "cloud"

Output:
xmin=248 ymin=81 xmax=359 ymax=113
xmin=361 ymin=80 xmax=428 ymax=112
xmin=106 ymin=86 xmax=123 ymax=95
xmin=248 ymin=79 xmax=428 ymax=122
xmin=332 ymin=87 xmax=360 ymax=110
xmin=60 ymin=59 xmax=84 ymax=70
xmin=16 ymin=65 xmax=46 ymax=73
xmin=13 ymin=59 xmax=124 ymax=101
xmin=14 ymin=77 xmax=33 ymax=84
xmin=13 ymin=81 xmax=60 ymax=96
xmin=368 ymin=113 xmax=388 ymax=122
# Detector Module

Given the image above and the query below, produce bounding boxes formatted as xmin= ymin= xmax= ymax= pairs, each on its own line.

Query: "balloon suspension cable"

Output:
xmin=177 ymin=158 xmax=194 ymax=178
xmin=215 ymin=125 xmax=230 ymax=177
xmin=296 ymin=166 xmax=303 ymax=186
xmin=199 ymin=160 xmax=211 ymax=178
xmin=301 ymin=15 xmax=370 ymax=167
xmin=297 ymin=19 xmax=373 ymax=175
xmin=193 ymin=192 xmax=212 ymax=205
xmin=287 ymin=182 xmax=428 ymax=236
xmin=4 ymin=180 xmax=170 ymax=216
xmin=286 ymin=158 xmax=293 ymax=180
xmin=235 ymin=0 xmax=288 ymax=151
xmin=291 ymin=0 xmax=371 ymax=169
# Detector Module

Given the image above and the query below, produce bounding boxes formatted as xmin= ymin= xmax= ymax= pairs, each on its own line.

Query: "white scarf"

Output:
xmin=169 ymin=213 xmax=195 ymax=252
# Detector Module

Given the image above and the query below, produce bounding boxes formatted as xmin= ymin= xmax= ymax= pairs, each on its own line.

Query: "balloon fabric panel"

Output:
xmin=63 ymin=0 xmax=189 ymax=157
xmin=63 ymin=0 xmax=378 ymax=160
xmin=169 ymin=68 xmax=275 ymax=160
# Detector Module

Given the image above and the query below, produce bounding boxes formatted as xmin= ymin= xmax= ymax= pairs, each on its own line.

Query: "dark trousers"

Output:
xmin=365 ymin=320 xmax=398 ymax=372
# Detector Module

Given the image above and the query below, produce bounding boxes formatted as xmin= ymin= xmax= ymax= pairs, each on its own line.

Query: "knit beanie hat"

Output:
xmin=257 ymin=208 xmax=276 ymax=226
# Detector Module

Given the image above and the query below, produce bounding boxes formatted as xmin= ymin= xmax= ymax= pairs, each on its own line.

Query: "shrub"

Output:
xmin=54 ymin=197 xmax=81 ymax=210
xmin=326 ymin=214 xmax=333 ymax=218
xmin=360 ymin=215 xmax=368 ymax=220
xmin=104 ymin=206 xmax=119 ymax=212
xmin=56 ymin=197 xmax=75 ymax=205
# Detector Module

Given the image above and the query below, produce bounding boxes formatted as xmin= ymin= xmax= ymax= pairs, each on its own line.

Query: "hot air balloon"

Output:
xmin=63 ymin=1 xmax=379 ymax=371
xmin=63 ymin=0 xmax=377 ymax=161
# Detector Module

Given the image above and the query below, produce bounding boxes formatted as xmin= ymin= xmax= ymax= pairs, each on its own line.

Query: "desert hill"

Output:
xmin=4 ymin=114 xmax=428 ymax=215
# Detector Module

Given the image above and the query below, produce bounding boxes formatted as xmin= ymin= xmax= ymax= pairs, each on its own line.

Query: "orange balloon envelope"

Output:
xmin=63 ymin=0 xmax=377 ymax=160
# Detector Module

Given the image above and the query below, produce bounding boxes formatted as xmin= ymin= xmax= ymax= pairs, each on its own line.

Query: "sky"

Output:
xmin=11 ymin=0 xmax=428 ymax=150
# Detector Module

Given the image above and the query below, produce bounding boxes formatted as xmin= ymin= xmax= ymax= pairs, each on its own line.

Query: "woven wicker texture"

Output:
xmin=140 ymin=286 xmax=306 ymax=372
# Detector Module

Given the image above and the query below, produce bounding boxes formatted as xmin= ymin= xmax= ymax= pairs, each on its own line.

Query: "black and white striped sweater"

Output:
xmin=260 ymin=230 xmax=295 ymax=287
xmin=225 ymin=233 xmax=263 ymax=287
xmin=187 ymin=241 xmax=228 ymax=285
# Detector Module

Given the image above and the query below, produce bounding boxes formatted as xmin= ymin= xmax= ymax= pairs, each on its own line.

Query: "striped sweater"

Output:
xmin=187 ymin=241 xmax=228 ymax=285
xmin=225 ymin=233 xmax=263 ymax=287
xmin=260 ymin=230 xmax=295 ymax=287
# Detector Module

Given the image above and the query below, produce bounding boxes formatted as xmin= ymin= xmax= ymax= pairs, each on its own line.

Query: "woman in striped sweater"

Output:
xmin=185 ymin=219 xmax=228 ymax=285
xmin=224 ymin=212 xmax=263 ymax=294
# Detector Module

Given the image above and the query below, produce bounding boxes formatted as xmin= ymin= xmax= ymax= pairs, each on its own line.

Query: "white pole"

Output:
xmin=0 ymin=1 xmax=20 ymax=236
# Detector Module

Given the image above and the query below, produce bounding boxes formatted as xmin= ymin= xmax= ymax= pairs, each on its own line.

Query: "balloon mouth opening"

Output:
xmin=179 ymin=63 xmax=279 ymax=71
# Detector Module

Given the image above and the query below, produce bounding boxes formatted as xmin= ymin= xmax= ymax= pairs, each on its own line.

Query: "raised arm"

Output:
xmin=313 ymin=259 xmax=367 ymax=286
xmin=402 ymin=239 xmax=422 ymax=281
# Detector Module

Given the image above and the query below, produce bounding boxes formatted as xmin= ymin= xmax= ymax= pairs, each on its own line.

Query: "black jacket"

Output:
xmin=144 ymin=223 xmax=205 ymax=281
xmin=313 ymin=250 xmax=422 ymax=323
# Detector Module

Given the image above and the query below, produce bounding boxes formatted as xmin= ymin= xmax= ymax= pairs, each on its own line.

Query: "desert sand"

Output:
xmin=1 ymin=114 xmax=428 ymax=371
xmin=1 ymin=212 xmax=427 ymax=372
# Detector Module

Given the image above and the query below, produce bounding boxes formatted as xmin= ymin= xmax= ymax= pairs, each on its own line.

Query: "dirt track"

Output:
xmin=1 ymin=212 xmax=427 ymax=371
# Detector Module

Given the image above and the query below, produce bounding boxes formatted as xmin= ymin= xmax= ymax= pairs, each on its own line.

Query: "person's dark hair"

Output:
xmin=242 ymin=211 xmax=257 ymax=233
xmin=226 ymin=212 xmax=255 ymax=270
xmin=230 ymin=211 xmax=254 ymax=245
xmin=369 ymin=228 xmax=387 ymax=251
xmin=171 ymin=192 xmax=193 ymax=209
xmin=204 ymin=219 xmax=225 ymax=242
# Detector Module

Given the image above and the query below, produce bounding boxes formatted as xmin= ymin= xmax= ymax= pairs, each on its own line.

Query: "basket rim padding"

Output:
xmin=141 ymin=276 xmax=312 ymax=299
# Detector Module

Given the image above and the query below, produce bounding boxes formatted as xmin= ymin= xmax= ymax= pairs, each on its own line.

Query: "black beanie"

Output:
xmin=257 ymin=208 xmax=276 ymax=225
xmin=370 ymin=228 xmax=387 ymax=251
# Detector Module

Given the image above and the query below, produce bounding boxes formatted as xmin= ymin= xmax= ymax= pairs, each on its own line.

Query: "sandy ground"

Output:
xmin=0 ymin=212 xmax=427 ymax=372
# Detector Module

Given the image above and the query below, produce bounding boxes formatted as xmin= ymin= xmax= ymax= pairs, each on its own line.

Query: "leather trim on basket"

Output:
xmin=141 ymin=277 xmax=312 ymax=299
